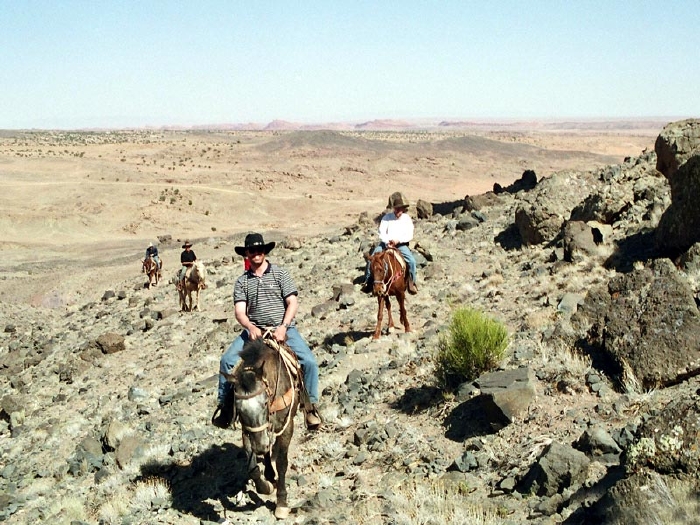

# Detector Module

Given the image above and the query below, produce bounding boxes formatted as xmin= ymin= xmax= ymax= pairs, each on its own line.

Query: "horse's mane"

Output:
xmin=239 ymin=339 xmax=274 ymax=365
xmin=235 ymin=339 xmax=278 ymax=392
xmin=193 ymin=260 xmax=206 ymax=276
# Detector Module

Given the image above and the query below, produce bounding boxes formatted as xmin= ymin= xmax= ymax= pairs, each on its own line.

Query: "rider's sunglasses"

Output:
xmin=247 ymin=247 xmax=265 ymax=255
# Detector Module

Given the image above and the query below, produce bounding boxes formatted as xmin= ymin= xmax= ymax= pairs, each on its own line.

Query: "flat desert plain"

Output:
xmin=0 ymin=122 xmax=663 ymax=307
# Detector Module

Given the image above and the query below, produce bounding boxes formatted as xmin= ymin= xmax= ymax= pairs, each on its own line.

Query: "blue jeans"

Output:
xmin=218 ymin=327 xmax=320 ymax=405
xmin=364 ymin=243 xmax=417 ymax=284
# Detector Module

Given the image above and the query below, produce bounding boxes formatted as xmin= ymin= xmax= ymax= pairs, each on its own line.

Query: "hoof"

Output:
xmin=255 ymin=479 xmax=274 ymax=495
xmin=275 ymin=506 xmax=291 ymax=519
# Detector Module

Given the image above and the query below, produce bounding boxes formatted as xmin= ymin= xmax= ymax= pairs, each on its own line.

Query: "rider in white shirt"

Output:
xmin=363 ymin=192 xmax=418 ymax=294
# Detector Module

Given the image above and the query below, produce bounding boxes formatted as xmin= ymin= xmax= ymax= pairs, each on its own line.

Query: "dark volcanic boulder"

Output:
xmin=514 ymin=204 xmax=562 ymax=246
xmin=513 ymin=170 xmax=597 ymax=246
xmin=576 ymin=259 xmax=700 ymax=389
xmin=626 ymin=397 xmax=700 ymax=476
xmin=516 ymin=441 xmax=590 ymax=497
xmin=656 ymin=155 xmax=700 ymax=255
xmin=587 ymin=471 xmax=691 ymax=525
xmin=654 ymin=119 xmax=700 ymax=255
xmin=655 ymin=118 xmax=700 ymax=179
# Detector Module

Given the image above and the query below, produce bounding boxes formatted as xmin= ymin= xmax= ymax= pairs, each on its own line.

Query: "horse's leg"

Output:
xmin=373 ymin=296 xmax=384 ymax=339
xmin=193 ymin=288 xmax=200 ymax=311
xmin=385 ymin=295 xmax=395 ymax=331
xmin=179 ymin=289 xmax=186 ymax=311
xmin=397 ymin=291 xmax=411 ymax=333
xmin=274 ymin=430 xmax=292 ymax=519
xmin=247 ymin=453 xmax=274 ymax=495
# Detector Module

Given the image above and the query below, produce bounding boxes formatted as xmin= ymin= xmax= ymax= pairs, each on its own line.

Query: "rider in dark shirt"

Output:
xmin=178 ymin=241 xmax=197 ymax=288
xmin=144 ymin=242 xmax=161 ymax=269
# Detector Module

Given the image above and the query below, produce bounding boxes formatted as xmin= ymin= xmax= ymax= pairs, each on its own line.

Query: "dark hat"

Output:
xmin=182 ymin=240 xmax=193 ymax=248
xmin=235 ymin=233 xmax=276 ymax=256
xmin=388 ymin=191 xmax=410 ymax=209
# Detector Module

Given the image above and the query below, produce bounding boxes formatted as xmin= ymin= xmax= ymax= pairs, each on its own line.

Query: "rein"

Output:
xmin=375 ymin=250 xmax=402 ymax=294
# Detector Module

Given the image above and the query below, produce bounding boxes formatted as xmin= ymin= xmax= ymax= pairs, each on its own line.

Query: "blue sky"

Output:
xmin=1 ymin=1 xmax=698 ymax=129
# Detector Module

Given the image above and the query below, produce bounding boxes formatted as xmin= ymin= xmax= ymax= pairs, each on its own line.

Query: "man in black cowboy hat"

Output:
xmin=177 ymin=240 xmax=196 ymax=290
xmin=212 ymin=233 xmax=322 ymax=430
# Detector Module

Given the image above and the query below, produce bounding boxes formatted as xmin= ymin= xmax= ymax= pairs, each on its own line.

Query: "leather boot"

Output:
xmin=407 ymin=278 xmax=418 ymax=295
xmin=305 ymin=404 xmax=322 ymax=430
xmin=211 ymin=389 xmax=235 ymax=429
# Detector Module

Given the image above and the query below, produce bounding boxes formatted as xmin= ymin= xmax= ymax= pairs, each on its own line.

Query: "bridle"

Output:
xmin=235 ymin=333 xmax=296 ymax=440
xmin=372 ymin=251 xmax=402 ymax=296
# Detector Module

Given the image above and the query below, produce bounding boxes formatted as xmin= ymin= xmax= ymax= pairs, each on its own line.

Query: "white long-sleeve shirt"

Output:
xmin=378 ymin=212 xmax=414 ymax=244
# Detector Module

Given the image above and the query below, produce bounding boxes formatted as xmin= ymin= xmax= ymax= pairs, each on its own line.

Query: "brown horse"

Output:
xmin=142 ymin=255 xmax=161 ymax=288
xmin=178 ymin=261 xmax=206 ymax=312
xmin=365 ymin=247 xmax=411 ymax=339
xmin=226 ymin=337 xmax=299 ymax=520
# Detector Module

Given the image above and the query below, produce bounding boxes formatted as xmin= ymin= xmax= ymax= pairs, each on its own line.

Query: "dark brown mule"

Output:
xmin=364 ymin=247 xmax=411 ymax=339
xmin=142 ymin=256 xmax=161 ymax=288
xmin=227 ymin=337 xmax=299 ymax=520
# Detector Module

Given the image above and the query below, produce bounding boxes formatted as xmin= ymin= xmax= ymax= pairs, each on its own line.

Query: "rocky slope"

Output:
xmin=2 ymin=119 xmax=700 ymax=524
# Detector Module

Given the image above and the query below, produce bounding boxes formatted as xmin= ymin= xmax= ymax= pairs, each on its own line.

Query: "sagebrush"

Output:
xmin=434 ymin=307 xmax=509 ymax=389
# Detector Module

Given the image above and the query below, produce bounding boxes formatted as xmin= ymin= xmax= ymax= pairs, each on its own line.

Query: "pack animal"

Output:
xmin=225 ymin=337 xmax=300 ymax=519
xmin=178 ymin=260 xmax=206 ymax=311
xmin=142 ymin=255 xmax=161 ymax=288
xmin=364 ymin=247 xmax=411 ymax=339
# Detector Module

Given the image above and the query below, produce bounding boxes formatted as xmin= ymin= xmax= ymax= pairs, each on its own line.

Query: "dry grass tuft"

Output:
xmin=620 ymin=357 xmax=641 ymax=394
xmin=47 ymin=496 xmax=88 ymax=524
xmin=97 ymin=485 xmax=131 ymax=525
xmin=348 ymin=478 xmax=508 ymax=524
xmin=132 ymin=477 xmax=172 ymax=512
xmin=536 ymin=340 xmax=591 ymax=379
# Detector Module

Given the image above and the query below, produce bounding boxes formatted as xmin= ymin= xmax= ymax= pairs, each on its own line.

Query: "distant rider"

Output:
xmin=178 ymin=240 xmax=196 ymax=290
xmin=363 ymin=191 xmax=418 ymax=294
xmin=143 ymin=242 xmax=161 ymax=270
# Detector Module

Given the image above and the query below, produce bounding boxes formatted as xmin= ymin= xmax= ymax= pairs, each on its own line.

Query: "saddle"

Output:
xmin=386 ymin=247 xmax=407 ymax=271
xmin=386 ymin=247 xmax=410 ymax=283
xmin=259 ymin=336 xmax=312 ymax=412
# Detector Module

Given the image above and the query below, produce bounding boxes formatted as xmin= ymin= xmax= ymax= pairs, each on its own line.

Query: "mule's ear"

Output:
xmin=222 ymin=371 xmax=235 ymax=382
xmin=363 ymin=252 xmax=371 ymax=261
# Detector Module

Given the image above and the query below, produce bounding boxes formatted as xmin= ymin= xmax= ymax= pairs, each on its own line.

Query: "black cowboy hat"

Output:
xmin=182 ymin=240 xmax=193 ymax=248
xmin=234 ymin=233 xmax=276 ymax=256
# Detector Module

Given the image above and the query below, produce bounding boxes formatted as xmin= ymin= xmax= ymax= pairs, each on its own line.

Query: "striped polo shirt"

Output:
xmin=233 ymin=262 xmax=298 ymax=328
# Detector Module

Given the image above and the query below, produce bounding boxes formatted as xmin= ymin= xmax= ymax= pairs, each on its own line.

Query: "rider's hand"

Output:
xmin=273 ymin=325 xmax=287 ymax=343
xmin=248 ymin=325 xmax=263 ymax=340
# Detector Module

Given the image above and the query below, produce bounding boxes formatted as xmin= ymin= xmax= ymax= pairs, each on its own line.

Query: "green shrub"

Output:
xmin=434 ymin=307 xmax=509 ymax=389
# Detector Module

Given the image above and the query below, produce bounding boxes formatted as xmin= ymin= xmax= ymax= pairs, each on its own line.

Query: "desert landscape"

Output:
xmin=1 ymin=121 xmax=658 ymax=307
xmin=4 ymin=118 xmax=700 ymax=524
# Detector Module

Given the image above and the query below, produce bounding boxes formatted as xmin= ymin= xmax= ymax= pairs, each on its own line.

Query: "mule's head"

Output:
xmin=234 ymin=364 xmax=273 ymax=455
